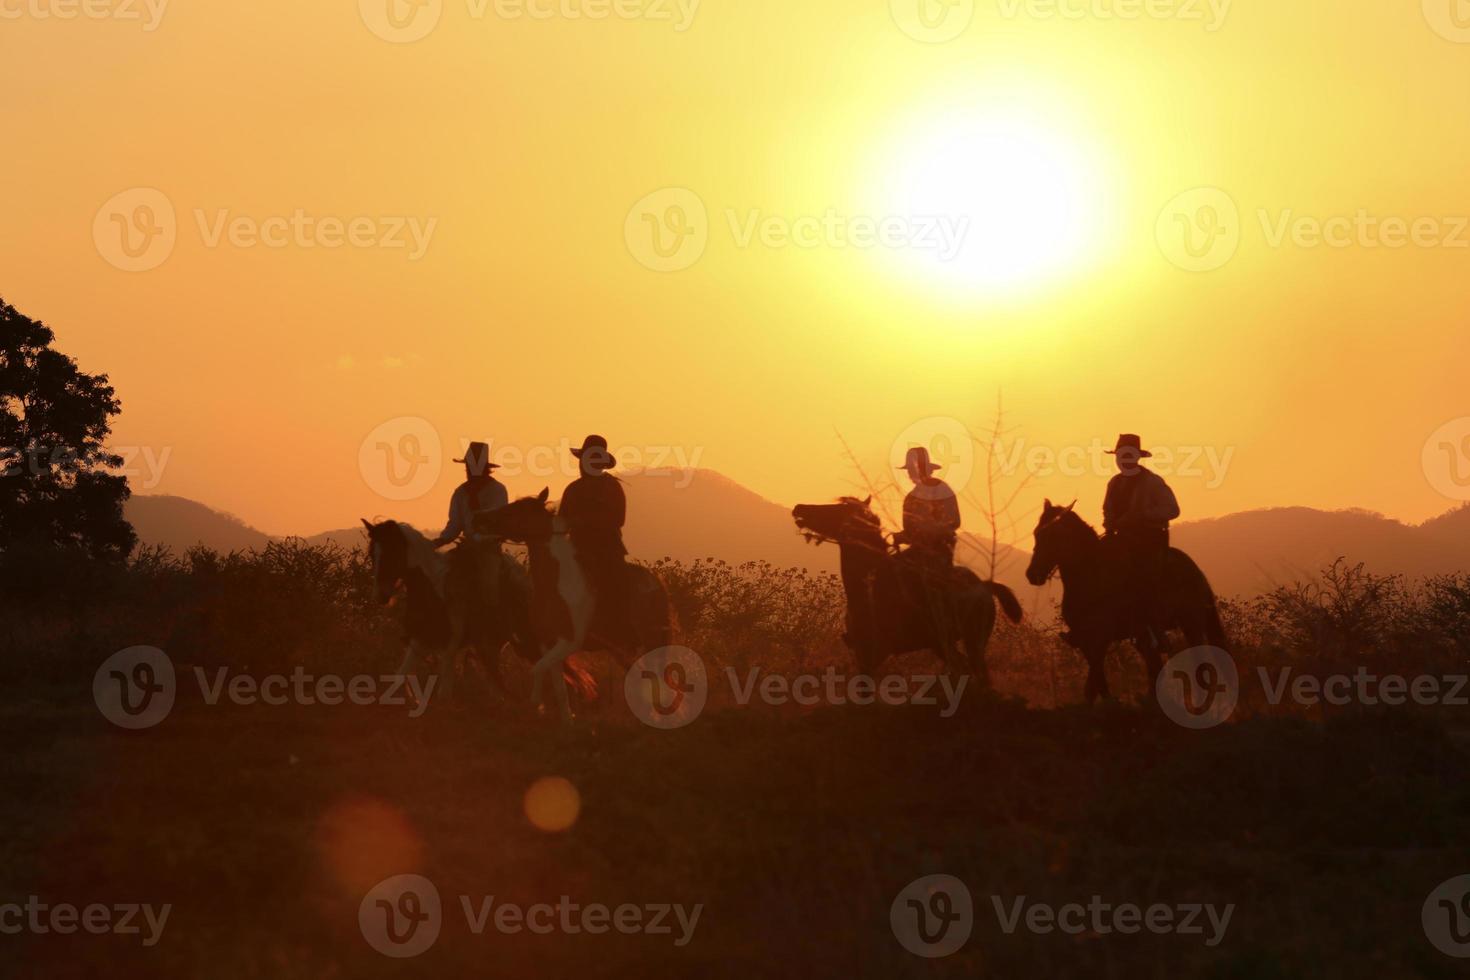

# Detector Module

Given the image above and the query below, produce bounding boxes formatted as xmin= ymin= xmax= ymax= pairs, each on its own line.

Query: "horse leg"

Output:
xmin=439 ymin=613 xmax=469 ymax=703
xmin=1095 ymin=647 xmax=1114 ymax=702
xmin=484 ymin=555 xmax=527 ymax=697
xmin=1136 ymin=631 xmax=1164 ymax=699
xmin=530 ymin=637 xmax=577 ymax=723
xmin=921 ymin=582 xmax=954 ymax=672
xmin=965 ymin=596 xmax=997 ymax=690
xmin=1083 ymin=644 xmax=1108 ymax=704
xmin=480 ymin=640 xmax=508 ymax=698
xmin=397 ymin=640 xmax=432 ymax=712
xmin=395 ymin=641 xmax=419 ymax=678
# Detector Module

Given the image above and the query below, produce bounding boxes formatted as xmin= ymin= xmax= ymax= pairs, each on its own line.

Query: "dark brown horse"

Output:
xmin=1024 ymin=499 xmax=1228 ymax=703
xmin=361 ymin=518 xmax=541 ymax=701
xmin=791 ymin=496 xmax=1022 ymax=684
xmin=476 ymin=490 xmax=675 ymax=723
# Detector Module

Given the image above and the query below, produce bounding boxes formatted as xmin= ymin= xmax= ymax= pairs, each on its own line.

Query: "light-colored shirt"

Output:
xmin=437 ymin=477 xmax=509 ymax=545
xmin=903 ymin=479 xmax=961 ymax=543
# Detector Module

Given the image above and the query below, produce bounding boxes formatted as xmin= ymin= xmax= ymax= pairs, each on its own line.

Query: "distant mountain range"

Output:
xmin=125 ymin=471 xmax=1470 ymax=599
xmin=126 ymin=470 xmax=844 ymax=572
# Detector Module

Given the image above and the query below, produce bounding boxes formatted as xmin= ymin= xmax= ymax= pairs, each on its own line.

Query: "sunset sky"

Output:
xmin=4 ymin=0 xmax=1469 ymax=537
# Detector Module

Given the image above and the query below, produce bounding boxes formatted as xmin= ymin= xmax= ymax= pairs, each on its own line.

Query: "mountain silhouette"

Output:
xmin=125 ymin=477 xmax=1470 ymax=599
xmin=126 ymin=471 xmax=843 ymax=571
xmin=127 ymin=494 xmax=272 ymax=553
xmin=1170 ymin=504 xmax=1470 ymax=596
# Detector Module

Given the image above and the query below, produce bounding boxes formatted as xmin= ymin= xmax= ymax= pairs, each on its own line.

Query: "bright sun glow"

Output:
xmin=878 ymin=110 xmax=1103 ymax=296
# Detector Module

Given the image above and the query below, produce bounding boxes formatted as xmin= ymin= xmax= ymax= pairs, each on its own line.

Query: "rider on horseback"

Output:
xmin=560 ymin=434 xmax=631 ymax=636
xmin=1102 ymin=433 xmax=1180 ymax=641
xmin=433 ymin=440 xmax=509 ymax=614
xmin=894 ymin=446 xmax=961 ymax=570
xmin=892 ymin=445 xmax=963 ymax=651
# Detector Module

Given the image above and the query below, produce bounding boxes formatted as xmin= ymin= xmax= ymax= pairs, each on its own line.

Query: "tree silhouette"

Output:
xmin=0 ymin=298 xmax=135 ymax=560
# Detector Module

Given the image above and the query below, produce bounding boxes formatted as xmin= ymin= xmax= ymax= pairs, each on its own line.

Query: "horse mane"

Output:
xmin=389 ymin=521 xmax=448 ymax=593
xmin=833 ymin=496 xmax=883 ymax=536
xmin=1050 ymin=508 xmax=1100 ymax=540
xmin=503 ymin=495 xmax=566 ymax=537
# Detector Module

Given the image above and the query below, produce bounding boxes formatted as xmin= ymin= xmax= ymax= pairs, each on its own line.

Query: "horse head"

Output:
xmin=791 ymin=496 xmax=884 ymax=550
xmin=476 ymin=488 xmax=554 ymax=543
xmin=1025 ymin=499 xmax=1096 ymax=586
xmin=361 ymin=518 xmax=409 ymax=604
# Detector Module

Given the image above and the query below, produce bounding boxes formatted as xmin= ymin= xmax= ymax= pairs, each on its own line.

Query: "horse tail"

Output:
xmin=635 ymin=564 xmax=677 ymax=650
xmin=985 ymin=580 xmax=1024 ymax=624
xmin=1170 ymin=547 xmax=1229 ymax=649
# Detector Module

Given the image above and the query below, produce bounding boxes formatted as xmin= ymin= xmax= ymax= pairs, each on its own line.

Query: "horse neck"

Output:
xmin=836 ymin=532 xmax=885 ymax=597
xmin=1056 ymin=529 xmax=1104 ymax=590
xmin=399 ymin=527 xmax=447 ymax=596
xmin=529 ymin=515 xmax=581 ymax=591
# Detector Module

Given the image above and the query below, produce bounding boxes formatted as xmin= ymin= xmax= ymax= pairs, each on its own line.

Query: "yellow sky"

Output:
xmin=4 ymin=0 xmax=1469 ymax=537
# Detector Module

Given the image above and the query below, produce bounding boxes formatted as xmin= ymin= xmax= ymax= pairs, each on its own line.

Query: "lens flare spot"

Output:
xmin=315 ymin=797 xmax=425 ymax=897
xmin=524 ymin=776 xmax=581 ymax=833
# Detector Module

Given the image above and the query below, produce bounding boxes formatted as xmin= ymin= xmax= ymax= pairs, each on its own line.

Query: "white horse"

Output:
xmin=475 ymin=491 xmax=674 ymax=723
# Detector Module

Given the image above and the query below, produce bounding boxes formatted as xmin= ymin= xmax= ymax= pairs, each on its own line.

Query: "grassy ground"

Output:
xmin=5 ymin=661 xmax=1470 ymax=978
xmin=5 ymin=547 xmax=1470 ymax=977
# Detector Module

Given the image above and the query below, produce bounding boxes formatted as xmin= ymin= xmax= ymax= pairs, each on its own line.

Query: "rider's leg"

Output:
xmin=912 ymin=543 xmax=956 ymax=665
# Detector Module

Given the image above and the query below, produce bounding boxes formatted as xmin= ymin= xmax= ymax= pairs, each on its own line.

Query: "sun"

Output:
xmin=874 ymin=107 xmax=1105 ymax=296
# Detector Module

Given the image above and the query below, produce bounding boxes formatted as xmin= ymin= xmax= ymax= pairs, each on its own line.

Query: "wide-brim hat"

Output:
xmin=571 ymin=434 xmax=617 ymax=470
xmin=1105 ymin=433 xmax=1152 ymax=458
xmin=454 ymin=440 xmax=501 ymax=471
xmin=897 ymin=446 xmax=942 ymax=475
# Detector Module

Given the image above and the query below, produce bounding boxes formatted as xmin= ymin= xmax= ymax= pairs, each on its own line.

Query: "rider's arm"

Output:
xmin=485 ymin=480 xmax=510 ymax=511
xmin=559 ymin=478 xmax=585 ymax=530
xmin=941 ymin=488 xmax=961 ymax=532
xmin=608 ymin=479 xmax=627 ymax=529
xmin=1101 ymin=476 xmax=1123 ymax=531
xmin=1139 ymin=476 xmax=1180 ymax=525
xmin=432 ymin=485 xmax=465 ymax=547
xmin=901 ymin=491 xmax=919 ymax=533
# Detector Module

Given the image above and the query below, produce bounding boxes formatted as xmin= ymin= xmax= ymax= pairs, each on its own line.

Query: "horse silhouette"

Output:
xmin=361 ymin=518 xmax=545 ymax=702
xmin=1024 ymin=499 xmax=1228 ymax=703
xmin=476 ymin=490 xmax=675 ymax=723
xmin=791 ymin=496 xmax=1022 ymax=683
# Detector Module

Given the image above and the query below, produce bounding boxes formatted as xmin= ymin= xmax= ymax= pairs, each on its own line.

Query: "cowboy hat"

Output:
xmin=453 ymin=441 xmax=500 ymax=474
xmin=898 ymin=446 xmax=942 ymax=475
xmin=571 ymin=434 xmax=617 ymax=471
xmin=1105 ymin=434 xmax=1152 ymax=458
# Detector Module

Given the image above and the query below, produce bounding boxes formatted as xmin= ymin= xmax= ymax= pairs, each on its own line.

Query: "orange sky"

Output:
xmin=4 ymin=0 xmax=1469 ymax=537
